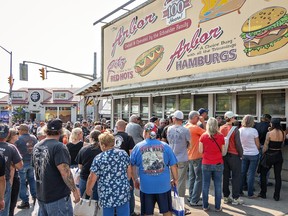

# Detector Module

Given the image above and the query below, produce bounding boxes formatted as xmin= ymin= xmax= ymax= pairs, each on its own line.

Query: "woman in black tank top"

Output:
xmin=258 ymin=118 xmax=285 ymax=201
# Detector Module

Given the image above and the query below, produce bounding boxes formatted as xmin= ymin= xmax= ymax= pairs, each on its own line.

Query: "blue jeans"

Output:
xmin=241 ymin=154 xmax=259 ymax=197
xmin=19 ymin=164 xmax=36 ymax=203
xmin=0 ymin=181 xmax=11 ymax=216
xmin=188 ymin=159 xmax=202 ymax=203
xmin=79 ymin=177 xmax=98 ymax=200
xmin=202 ymin=164 xmax=223 ymax=210
xmin=38 ymin=195 xmax=73 ymax=216
xmin=103 ymin=202 xmax=129 ymax=216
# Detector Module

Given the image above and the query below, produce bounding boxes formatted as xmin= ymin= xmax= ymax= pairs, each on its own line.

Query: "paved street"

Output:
xmin=14 ymin=179 xmax=288 ymax=215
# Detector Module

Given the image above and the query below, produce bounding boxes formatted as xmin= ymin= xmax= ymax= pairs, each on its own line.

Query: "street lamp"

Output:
xmin=0 ymin=45 xmax=13 ymax=127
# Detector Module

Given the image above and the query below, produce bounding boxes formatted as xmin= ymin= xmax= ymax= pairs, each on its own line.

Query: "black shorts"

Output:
xmin=140 ymin=190 xmax=172 ymax=215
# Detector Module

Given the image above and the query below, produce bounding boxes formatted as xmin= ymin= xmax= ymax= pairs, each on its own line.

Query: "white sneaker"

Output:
xmin=232 ymin=198 xmax=244 ymax=205
xmin=224 ymin=197 xmax=233 ymax=204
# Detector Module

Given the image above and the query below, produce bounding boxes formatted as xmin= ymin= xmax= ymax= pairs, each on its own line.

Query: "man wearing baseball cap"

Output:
xmin=167 ymin=110 xmax=191 ymax=213
xmin=0 ymin=123 xmax=23 ymax=216
xmin=131 ymin=122 xmax=178 ymax=216
xmin=219 ymin=111 xmax=243 ymax=205
xmin=32 ymin=119 xmax=80 ymax=215
xmin=198 ymin=108 xmax=209 ymax=129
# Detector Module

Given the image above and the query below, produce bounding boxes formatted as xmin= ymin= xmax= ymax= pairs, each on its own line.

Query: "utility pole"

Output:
xmin=0 ymin=45 xmax=13 ymax=127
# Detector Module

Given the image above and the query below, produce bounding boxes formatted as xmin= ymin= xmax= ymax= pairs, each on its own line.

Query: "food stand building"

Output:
xmin=86 ymin=0 xmax=288 ymax=178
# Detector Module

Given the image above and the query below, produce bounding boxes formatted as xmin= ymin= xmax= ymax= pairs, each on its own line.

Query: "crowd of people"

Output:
xmin=0 ymin=109 xmax=287 ymax=215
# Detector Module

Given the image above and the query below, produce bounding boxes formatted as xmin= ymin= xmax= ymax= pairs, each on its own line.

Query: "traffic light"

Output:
xmin=8 ymin=76 xmax=13 ymax=87
xmin=39 ymin=67 xmax=45 ymax=80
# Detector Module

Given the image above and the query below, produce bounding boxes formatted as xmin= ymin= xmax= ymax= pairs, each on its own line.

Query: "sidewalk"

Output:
xmin=14 ymin=179 xmax=288 ymax=216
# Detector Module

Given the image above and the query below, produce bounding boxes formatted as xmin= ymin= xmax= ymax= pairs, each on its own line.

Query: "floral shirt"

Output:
xmin=90 ymin=148 xmax=130 ymax=208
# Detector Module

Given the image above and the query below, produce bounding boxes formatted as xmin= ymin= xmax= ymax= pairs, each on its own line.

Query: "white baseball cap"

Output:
xmin=172 ymin=110 xmax=184 ymax=120
xmin=224 ymin=111 xmax=238 ymax=119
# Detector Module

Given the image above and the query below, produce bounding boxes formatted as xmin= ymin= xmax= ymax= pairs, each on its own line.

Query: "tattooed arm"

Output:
xmin=57 ymin=163 xmax=80 ymax=203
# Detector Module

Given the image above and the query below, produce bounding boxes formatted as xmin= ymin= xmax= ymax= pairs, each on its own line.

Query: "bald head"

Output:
xmin=116 ymin=120 xmax=127 ymax=132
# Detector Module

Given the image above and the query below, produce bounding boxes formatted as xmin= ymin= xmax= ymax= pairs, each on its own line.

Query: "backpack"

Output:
xmin=223 ymin=126 xmax=237 ymax=156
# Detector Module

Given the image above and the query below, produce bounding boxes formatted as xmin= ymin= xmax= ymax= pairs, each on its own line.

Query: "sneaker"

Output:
xmin=17 ymin=202 xmax=30 ymax=209
xmin=190 ymin=200 xmax=203 ymax=206
xmin=224 ymin=197 xmax=233 ymax=204
xmin=215 ymin=207 xmax=222 ymax=212
xmin=232 ymin=198 xmax=244 ymax=205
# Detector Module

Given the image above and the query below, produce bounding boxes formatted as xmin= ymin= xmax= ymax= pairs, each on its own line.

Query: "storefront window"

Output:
xmin=180 ymin=94 xmax=191 ymax=119
xmin=122 ymin=98 xmax=130 ymax=122
xmin=131 ymin=98 xmax=140 ymax=114
xmin=165 ymin=96 xmax=176 ymax=118
xmin=113 ymin=99 xmax=121 ymax=122
xmin=194 ymin=95 xmax=208 ymax=111
xmin=45 ymin=107 xmax=57 ymax=120
xmin=237 ymin=94 xmax=256 ymax=116
xmin=59 ymin=107 xmax=71 ymax=123
xmin=152 ymin=96 xmax=162 ymax=118
xmin=215 ymin=94 xmax=232 ymax=116
xmin=140 ymin=98 xmax=149 ymax=119
xmin=262 ymin=91 xmax=285 ymax=116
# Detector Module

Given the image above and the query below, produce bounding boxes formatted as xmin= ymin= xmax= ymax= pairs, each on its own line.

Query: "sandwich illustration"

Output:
xmin=199 ymin=0 xmax=246 ymax=23
xmin=240 ymin=6 xmax=288 ymax=57
xmin=134 ymin=45 xmax=164 ymax=77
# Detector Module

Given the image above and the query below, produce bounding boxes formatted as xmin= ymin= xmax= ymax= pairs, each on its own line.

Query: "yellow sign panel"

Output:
xmin=102 ymin=0 xmax=288 ymax=89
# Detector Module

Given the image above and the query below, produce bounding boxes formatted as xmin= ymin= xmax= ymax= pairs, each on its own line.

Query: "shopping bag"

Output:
xmin=74 ymin=191 xmax=102 ymax=216
xmin=171 ymin=187 xmax=185 ymax=216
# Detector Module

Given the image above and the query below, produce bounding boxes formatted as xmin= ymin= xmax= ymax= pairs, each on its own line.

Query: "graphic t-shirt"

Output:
xmin=130 ymin=139 xmax=177 ymax=194
xmin=167 ymin=125 xmax=190 ymax=162
xmin=90 ymin=148 xmax=130 ymax=208
xmin=75 ymin=144 xmax=102 ymax=180
xmin=114 ymin=131 xmax=135 ymax=155
xmin=0 ymin=142 xmax=22 ymax=181
xmin=32 ymin=139 xmax=71 ymax=203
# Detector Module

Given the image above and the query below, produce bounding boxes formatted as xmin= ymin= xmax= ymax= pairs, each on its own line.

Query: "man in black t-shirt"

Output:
xmin=114 ymin=120 xmax=139 ymax=216
xmin=81 ymin=120 xmax=90 ymax=140
xmin=0 ymin=123 xmax=23 ymax=215
xmin=32 ymin=119 xmax=80 ymax=215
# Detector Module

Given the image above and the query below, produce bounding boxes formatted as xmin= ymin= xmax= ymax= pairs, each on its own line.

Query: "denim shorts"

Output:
xmin=140 ymin=190 xmax=172 ymax=215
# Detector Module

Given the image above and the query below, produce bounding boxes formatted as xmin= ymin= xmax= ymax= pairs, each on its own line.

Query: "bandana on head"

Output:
xmin=144 ymin=122 xmax=157 ymax=139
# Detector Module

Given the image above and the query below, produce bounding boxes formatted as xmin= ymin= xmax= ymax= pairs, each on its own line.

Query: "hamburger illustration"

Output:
xmin=134 ymin=45 xmax=164 ymax=77
xmin=240 ymin=6 xmax=288 ymax=57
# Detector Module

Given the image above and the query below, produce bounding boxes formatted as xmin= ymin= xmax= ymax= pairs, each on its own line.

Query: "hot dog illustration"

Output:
xmin=134 ymin=45 xmax=164 ymax=77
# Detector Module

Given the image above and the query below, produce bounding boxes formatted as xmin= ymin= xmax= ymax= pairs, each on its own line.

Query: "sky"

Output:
xmin=0 ymin=0 xmax=147 ymax=99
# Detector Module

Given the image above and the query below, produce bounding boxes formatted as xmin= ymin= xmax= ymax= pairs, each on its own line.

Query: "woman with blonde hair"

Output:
xmin=199 ymin=117 xmax=225 ymax=211
xmin=67 ymin=128 xmax=83 ymax=167
xmin=239 ymin=115 xmax=260 ymax=198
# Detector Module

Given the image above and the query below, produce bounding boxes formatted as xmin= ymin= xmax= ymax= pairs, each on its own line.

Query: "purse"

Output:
xmin=171 ymin=186 xmax=185 ymax=216
xmin=74 ymin=191 xmax=102 ymax=216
